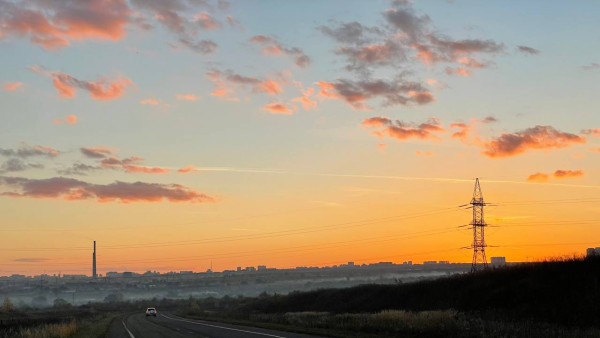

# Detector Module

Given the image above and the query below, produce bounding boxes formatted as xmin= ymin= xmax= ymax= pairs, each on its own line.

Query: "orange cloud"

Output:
xmin=3 ymin=82 xmax=23 ymax=91
xmin=177 ymin=165 xmax=199 ymax=174
xmin=30 ymin=65 xmax=133 ymax=100
xmin=446 ymin=67 xmax=472 ymax=76
xmin=140 ymin=98 xmax=160 ymax=105
xmin=483 ymin=125 xmax=586 ymax=158
xmin=260 ymin=80 xmax=283 ymax=95
xmin=458 ymin=57 xmax=486 ymax=68
xmin=315 ymin=81 xmax=339 ymax=99
xmin=582 ymin=129 xmax=600 ymax=138
xmin=176 ymin=94 xmax=200 ymax=101
xmin=415 ymin=150 xmax=434 ymax=157
xmin=262 ymin=45 xmax=284 ymax=55
xmin=122 ymin=165 xmax=170 ymax=174
xmin=0 ymin=0 xmax=131 ymax=50
xmin=363 ymin=117 xmax=445 ymax=141
xmin=205 ymin=69 xmax=286 ymax=100
xmin=589 ymin=147 xmax=600 ymax=153
xmin=553 ymin=170 xmax=584 ymax=179
xmin=53 ymin=114 xmax=78 ymax=125
xmin=527 ymin=173 xmax=549 ymax=183
xmin=362 ymin=116 xmax=392 ymax=128
xmin=264 ymin=103 xmax=293 ymax=115
xmin=292 ymin=87 xmax=317 ymax=110
xmin=0 ymin=176 xmax=214 ymax=203
xmin=450 ymin=117 xmax=497 ymax=145
xmin=292 ymin=96 xmax=317 ymax=110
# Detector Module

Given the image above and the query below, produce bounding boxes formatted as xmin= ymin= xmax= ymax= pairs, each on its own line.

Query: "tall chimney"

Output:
xmin=92 ymin=241 xmax=97 ymax=278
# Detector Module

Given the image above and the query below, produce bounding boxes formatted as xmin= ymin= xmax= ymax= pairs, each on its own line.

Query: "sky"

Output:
xmin=0 ymin=0 xmax=599 ymax=276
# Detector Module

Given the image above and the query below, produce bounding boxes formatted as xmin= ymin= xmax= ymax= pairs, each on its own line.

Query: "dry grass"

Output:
xmin=5 ymin=320 xmax=77 ymax=338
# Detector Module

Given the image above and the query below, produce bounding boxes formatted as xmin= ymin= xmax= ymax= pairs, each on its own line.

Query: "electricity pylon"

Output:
xmin=470 ymin=178 xmax=488 ymax=272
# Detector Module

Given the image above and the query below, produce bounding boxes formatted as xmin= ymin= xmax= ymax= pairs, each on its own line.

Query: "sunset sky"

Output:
xmin=0 ymin=0 xmax=599 ymax=276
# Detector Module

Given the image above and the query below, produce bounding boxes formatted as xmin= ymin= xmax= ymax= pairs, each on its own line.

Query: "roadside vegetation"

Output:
xmin=0 ymin=300 xmax=117 ymax=338
xmin=175 ymin=256 xmax=600 ymax=337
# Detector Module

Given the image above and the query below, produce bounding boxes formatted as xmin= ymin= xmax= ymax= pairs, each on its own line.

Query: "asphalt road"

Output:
xmin=108 ymin=312 xmax=325 ymax=338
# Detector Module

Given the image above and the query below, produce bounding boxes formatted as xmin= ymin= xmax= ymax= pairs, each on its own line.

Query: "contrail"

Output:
xmin=180 ymin=166 xmax=600 ymax=189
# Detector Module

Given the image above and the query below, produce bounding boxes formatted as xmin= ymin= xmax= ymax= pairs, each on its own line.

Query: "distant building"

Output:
xmin=347 ymin=261 xmax=354 ymax=267
xmin=587 ymin=248 xmax=600 ymax=257
xmin=257 ymin=265 xmax=267 ymax=271
xmin=236 ymin=267 xmax=242 ymax=272
xmin=244 ymin=266 xmax=256 ymax=272
xmin=491 ymin=257 xmax=506 ymax=266
xmin=423 ymin=261 xmax=437 ymax=265
xmin=438 ymin=261 xmax=449 ymax=264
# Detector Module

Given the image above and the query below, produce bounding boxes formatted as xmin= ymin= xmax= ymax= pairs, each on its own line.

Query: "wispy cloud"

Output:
xmin=30 ymin=65 xmax=132 ymax=100
xmin=0 ymin=176 xmax=214 ymax=203
xmin=53 ymin=114 xmax=78 ymax=125
xmin=249 ymin=35 xmax=310 ymax=68
xmin=3 ymin=82 xmax=23 ymax=91
xmin=0 ymin=143 xmax=59 ymax=158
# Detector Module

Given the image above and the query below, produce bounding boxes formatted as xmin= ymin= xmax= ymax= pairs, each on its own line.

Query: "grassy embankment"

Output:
xmin=0 ymin=307 xmax=118 ymax=338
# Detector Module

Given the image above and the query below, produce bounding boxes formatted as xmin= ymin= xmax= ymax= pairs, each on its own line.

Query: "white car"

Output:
xmin=145 ymin=307 xmax=157 ymax=317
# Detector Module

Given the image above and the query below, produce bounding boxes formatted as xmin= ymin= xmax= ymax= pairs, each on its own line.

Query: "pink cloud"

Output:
xmin=53 ymin=114 xmax=78 ymax=125
xmin=264 ymin=103 xmax=293 ymax=115
xmin=3 ymin=82 xmax=23 ymax=91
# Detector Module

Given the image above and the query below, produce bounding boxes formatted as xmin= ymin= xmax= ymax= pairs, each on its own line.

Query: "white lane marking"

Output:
xmin=122 ymin=319 xmax=135 ymax=338
xmin=161 ymin=314 xmax=286 ymax=338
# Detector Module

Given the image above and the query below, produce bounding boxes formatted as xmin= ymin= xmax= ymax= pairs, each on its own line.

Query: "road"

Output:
xmin=108 ymin=312 xmax=325 ymax=338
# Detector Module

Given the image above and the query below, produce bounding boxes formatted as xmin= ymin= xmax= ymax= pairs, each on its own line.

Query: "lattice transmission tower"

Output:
xmin=469 ymin=178 xmax=488 ymax=272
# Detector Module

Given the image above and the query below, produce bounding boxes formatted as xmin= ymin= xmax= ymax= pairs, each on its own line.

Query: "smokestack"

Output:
xmin=92 ymin=241 xmax=97 ymax=278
